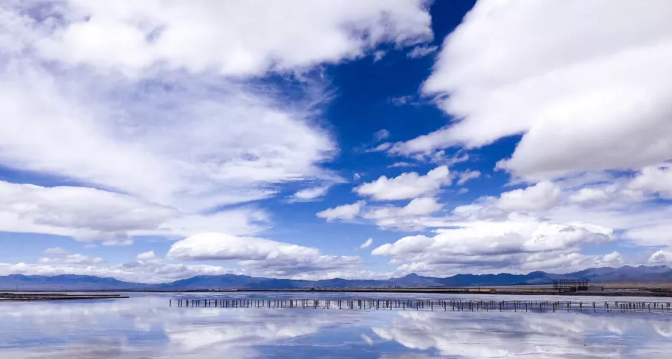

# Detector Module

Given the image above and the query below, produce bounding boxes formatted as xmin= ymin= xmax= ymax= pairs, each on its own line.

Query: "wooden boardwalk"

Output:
xmin=170 ymin=298 xmax=672 ymax=313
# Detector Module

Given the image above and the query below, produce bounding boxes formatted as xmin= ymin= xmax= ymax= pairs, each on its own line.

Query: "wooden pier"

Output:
xmin=169 ymin=298 xmax=672 ymax=313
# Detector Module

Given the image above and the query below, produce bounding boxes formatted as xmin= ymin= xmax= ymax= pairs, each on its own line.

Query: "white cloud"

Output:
xmin=0 ymin=260 xmax=235 ymax=284
xmin=361 ymin=334 xmax=374 ymax=345
xmin=456 ymin=170 xmax=481 ymax=185
xmin=136 ymin=251 xmax=156 ymax=261
xmin=0 ymin=181 xmax=175 ymax=243
xmin=496 ymin=181 xmax=561 ymax=211
xmin=601 ymin=251 xmax=623 ymax=266
xmin=30 ymin=0 xmax=432 ymax=76
xmin=373 ymin=50 xmax=386 ymax=62
xmin=0 ymin=62 xmax=335 ymax=212
xmin=38 ymin=253 xmax=106 ymax=265
xmin=316 ymin=201 xmax=366 ymax=222
xmin=374 ymin=129 xmax=391 ymax=141
xmin=358 ymin=166 xmax=672 ymax=273
xmin=373 ymin=219 xmax=615 ymax=274
xmin=366 ymin=142 xmax=393 ymax=153
xmin=373 ymin=311 xmax=654 ymax=358
xmin=158 ymin=208 xmax=269 ymax=237
xmin=318 ymin=197 xmax=444 ymax=231
xmin=387 ymin=162 xmax=416 ymax=168
xmin=360 ymin=238 xmax=373 ymax=249
xmin=400 ymin=197 xmax=442 ymax=216
xmin=388 ymin=95 xmax=414 ymax=106
xmin=623 ymin=224 xmax=672 ymax=248
xmin=649 ymin=250 xmax=672 ymax=264
xmin=363 ymin=197 xmax=443 ymax=231
xmin=102 ymin=238 xmax=133 ymax=247
xmin=568 ymin=187 xmax=613 ymax=205
xmin=290 ymin=186 xmax=331 ymax=202
xmin=167 ymin=233 xmax=361 ymax=276
xmin=0 ymin=181 xmax=267 ymax=244
xmin=44 ymin=247 xmax=69 ymax=256
xmin=355 ymin=166 xmax=451 ymax=200
xmin=407 ymin=45 xmax=437 ymax=58
xmin=168 ymin=233 xmax=316 ymax=261
xmin=0 ymin=0 xmax=434 ymax=248
xmin=629 ymin=164 xmax=672 ymax=198
xmin=427 ymin=152 xmax=469 ymax=167
xmin=289 ymin=269 xmax=394 ymax=281
xmin=393 ymin=0 xmax=672 ymax=180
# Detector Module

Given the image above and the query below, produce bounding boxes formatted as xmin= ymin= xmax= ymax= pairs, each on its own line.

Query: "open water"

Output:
xmin=1 ymin=292 xmax=672 ymax=358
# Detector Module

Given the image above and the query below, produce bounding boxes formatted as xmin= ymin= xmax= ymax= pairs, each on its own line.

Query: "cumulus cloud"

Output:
xmin=355 ymin=166 xmax=451 ymax=200
xmin=393 ymin=0 xmax=672 ymax=180
xmin=0 ymin=181 xmax=175 ymax=243
xmin=363 ymin=197 xmax=443 ymax=231
xmin=0 ymin=181 xmax=267 ymax=244
xmin=629 ymin=164 xmax=672 ymax=199
xmin=373 ymin=219 xmax=615 ymax=274
xmin=360 ymin=238 xmax=373 ymax=249
xmin=318 ymin=197 xmax=444 ymax=231
xmin=366 ymin=171 xmax=672 ymax=274
xmin=649 ymin=250 xmax=672 ymax=264
xmin=0 ymin=259 xmax=235 ymax=284
xmin=568 ymin=187 xmax=613 ymax=205
xmin=496 ymin=181 xmax=561 ymax=211
xmin=316 ymin=201 xmax=366 ymax=222
xmin=136 ymin=251 xmax=156 ymax=261
xmin=167 ymin=233 xmax=361 ymax=276
xmin=319 ymin=166 xmax=672 ymax=272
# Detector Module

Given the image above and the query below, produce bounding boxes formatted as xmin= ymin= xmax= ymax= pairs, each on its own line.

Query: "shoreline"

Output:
xmin=0 ymin=293 xmax=129 ymax=301
xmin=2 ymin=288 xmax=672 ymax=298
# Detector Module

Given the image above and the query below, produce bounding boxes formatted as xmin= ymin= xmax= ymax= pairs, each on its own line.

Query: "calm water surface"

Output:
xmin=1 ymin=293 xmax=672 ymax=358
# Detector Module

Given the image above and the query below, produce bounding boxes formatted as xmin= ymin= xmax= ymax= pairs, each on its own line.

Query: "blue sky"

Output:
xmin=1 ymin=0 xmax=672 ymax=283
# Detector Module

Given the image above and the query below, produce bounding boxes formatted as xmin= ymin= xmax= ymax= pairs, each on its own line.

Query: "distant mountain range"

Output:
xmin=2 ymin=265 xmax=671 ymax=291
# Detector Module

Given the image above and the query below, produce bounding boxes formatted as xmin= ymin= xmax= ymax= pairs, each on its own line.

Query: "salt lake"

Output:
xmin=1 ymin=292 xmax=672 ymax=358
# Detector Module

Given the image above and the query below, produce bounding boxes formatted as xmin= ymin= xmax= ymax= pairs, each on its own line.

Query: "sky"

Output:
xmin=1 ymin=0 xmax=672 ymax=283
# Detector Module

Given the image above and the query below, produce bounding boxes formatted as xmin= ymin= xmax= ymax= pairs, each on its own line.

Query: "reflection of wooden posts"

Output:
xmin=166 ymin=298 xmax=672 ymax=314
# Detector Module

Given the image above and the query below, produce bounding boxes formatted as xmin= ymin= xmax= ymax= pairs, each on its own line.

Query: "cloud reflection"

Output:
xmin=373 ymin=310 xmax=671 ymax=358
xmin=1 ymin=295 xmax=671 ymax=358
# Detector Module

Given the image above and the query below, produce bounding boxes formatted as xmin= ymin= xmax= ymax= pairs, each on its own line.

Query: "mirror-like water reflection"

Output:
xmin=1 ymin=293 xmax=671 ymax=358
